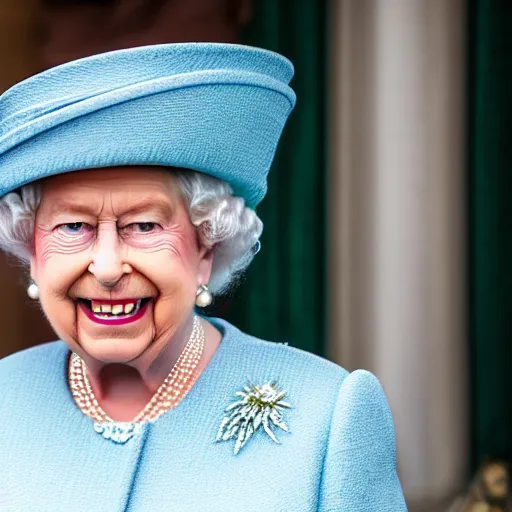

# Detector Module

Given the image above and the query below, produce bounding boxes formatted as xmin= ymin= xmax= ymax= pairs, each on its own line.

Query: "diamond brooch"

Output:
xmin=93 ymin=421 xmax=145 ymax=444
xmin=216 ymin=381 xmax=292 ymax=455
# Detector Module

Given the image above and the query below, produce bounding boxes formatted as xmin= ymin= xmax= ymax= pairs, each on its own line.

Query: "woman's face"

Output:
xmin=30 ymin=166 xmax=213 ymax=364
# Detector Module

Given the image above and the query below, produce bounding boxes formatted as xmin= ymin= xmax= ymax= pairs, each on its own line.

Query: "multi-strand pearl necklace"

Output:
xmin=68 ymin=315 xmax=205 ymax=424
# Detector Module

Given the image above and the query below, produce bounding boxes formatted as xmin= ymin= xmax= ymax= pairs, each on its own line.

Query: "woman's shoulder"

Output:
xmin=212 ymin=318 xmax=392 ymax=415
xmin=0 ymin=340 xmax=68 ymax=385
xmin=211 ymin=317 xmax=351 ymax=398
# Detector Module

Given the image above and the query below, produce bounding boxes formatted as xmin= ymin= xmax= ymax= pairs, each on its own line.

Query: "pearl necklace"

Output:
xmin=68 ymin=315 xmax=205 ymax=425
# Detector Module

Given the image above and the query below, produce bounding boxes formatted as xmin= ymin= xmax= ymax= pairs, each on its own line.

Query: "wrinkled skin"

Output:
xmin=30 ymin=166 xmax=221 ymax=420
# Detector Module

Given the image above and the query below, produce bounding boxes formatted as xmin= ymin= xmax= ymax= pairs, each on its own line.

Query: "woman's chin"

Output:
xmin=76 ymin=334 xmax=152 ymax=364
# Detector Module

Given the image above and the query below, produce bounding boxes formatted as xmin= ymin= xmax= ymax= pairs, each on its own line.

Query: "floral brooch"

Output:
xmin=216 ymin=381 xmax=292 ymax=455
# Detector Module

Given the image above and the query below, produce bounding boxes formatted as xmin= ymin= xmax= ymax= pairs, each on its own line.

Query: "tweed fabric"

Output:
xmin=0 ymin=318 xmax=407 ymax=511
xmin=0 ymin=43 xmax=296 ymax=208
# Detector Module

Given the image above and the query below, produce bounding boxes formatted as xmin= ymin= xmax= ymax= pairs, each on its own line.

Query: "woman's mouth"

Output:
xmin=78 ymin=298 xmax=152 ymax=325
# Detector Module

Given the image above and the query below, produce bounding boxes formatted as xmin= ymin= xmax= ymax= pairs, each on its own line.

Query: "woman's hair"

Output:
xmin=0 ymin=168 xmax=263 ymax=296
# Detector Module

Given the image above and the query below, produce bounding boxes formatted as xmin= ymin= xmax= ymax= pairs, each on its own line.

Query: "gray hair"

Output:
xmin=0 ymin=169 xmax=263 ymax=296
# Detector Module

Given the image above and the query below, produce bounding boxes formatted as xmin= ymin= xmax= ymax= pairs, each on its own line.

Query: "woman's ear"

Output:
xmin=197 ymin=248 xmax=214 ymax=286
xmin=30 ymin=255 xmax=38 ymax=283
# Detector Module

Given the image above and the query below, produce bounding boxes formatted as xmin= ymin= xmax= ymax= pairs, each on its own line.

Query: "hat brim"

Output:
xmin=0 ymin=44 xmax=296 ymax=208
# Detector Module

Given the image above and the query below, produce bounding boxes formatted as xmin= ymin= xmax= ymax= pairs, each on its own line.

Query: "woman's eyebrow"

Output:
xmin=48 ymin=198 xmax=174 ymax=218
xmin=119 ymin=198 xmax=175 ymax=218
xmin=47 ymin=201 xmax=100 ymax=217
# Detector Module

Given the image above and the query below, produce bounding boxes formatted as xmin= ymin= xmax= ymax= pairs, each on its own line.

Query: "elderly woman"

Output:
xmin=0 ymin=43 xmax=407 ymax=511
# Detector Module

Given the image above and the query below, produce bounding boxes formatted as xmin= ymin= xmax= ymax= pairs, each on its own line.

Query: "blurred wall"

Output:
xmin=0 ymin=0 xmax=56 ymax=358
xmin=39 ymin=0 xmax=251 ymax=68
xmin=0 ymin=0 xmax=39 ymax=89
xmin=469 ymin=0 xmax=512 ymax=471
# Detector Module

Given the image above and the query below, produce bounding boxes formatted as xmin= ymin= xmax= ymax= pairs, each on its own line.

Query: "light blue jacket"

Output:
xmin=0 ymin=318 xmax=407 ymax=511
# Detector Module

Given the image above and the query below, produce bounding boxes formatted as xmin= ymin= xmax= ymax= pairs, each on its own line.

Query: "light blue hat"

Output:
xmin=0 ymin=43 xmax=296 ymax=209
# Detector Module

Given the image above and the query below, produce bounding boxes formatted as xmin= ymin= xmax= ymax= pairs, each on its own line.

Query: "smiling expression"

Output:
xmin=30 ymin=166 xmax=213 ymax=365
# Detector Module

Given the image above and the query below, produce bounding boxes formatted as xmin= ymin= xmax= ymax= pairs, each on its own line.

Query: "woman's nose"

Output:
xmin=87 ymin=223 xmax=125 ymax=287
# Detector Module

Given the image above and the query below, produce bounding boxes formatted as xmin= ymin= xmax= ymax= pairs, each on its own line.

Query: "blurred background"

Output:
xmin=0 ymin=1 xmax=510 ymax=511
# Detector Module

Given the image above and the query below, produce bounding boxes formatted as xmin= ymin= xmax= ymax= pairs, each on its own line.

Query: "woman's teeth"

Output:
xmin=90 ymin=300 xmax=142 ymax=317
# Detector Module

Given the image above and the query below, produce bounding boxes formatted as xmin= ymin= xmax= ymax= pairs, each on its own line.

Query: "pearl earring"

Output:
xmin=27 ymin=281 xmax=39 ymax=300
xmin=195 ymin=284 xmax=213 ymax=308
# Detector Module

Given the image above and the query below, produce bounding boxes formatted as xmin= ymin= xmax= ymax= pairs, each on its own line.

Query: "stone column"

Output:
xmin=327 ymin=0 xmax=468 ymax=507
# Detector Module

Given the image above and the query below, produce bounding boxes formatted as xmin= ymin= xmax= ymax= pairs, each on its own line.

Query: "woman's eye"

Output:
xmin=126 ymin=222 xmax=160 ymax=233
xmin=58 ymin=222 xmax=90 ymax=234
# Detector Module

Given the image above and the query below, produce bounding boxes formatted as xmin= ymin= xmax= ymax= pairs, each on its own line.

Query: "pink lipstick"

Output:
xmin=78 ymin=298 xmax=151 ymax=326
